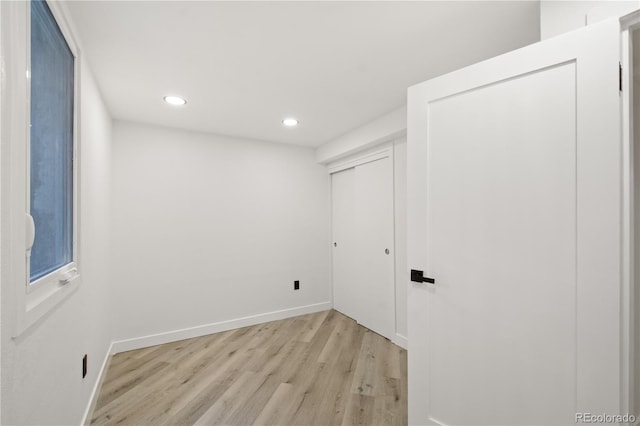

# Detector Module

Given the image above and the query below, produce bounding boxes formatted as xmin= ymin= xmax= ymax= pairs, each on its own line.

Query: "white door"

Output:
xmin=331 ymin=155 xmax=395 ymax=340
xmin=407 ymin=19 xmax=623 ymax=425
xmin=353 ymin=157 xmax=395 ymax=340
xmin=331 ymin=167 xmax=358 ymax=321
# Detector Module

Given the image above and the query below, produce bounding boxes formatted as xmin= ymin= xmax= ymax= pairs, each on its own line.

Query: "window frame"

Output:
xmin=3 ymin=0 xmax=82 ymax=336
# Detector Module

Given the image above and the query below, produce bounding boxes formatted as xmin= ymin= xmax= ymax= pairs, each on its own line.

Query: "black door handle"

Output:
xmin=411 ymin=269 xmax=435 ymax=284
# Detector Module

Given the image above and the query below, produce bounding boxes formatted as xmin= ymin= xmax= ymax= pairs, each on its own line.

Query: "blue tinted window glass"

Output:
xmin=29 ymin=0 xmax=74 ymax=282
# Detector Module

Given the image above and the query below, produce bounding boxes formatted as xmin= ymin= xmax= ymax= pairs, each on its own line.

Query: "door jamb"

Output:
xmin=620 ymin=10 xmax=640 ymax=419
xmin=327 ymin=145 xmax=394 ymax=175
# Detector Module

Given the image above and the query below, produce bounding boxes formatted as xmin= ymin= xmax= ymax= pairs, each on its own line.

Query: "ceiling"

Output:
xmin=66 ymin=1 xmax=540 ymax=147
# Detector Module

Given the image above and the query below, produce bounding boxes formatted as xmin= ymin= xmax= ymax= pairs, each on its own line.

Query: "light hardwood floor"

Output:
xmin=90 ymin=310 xmax=407 ymax=425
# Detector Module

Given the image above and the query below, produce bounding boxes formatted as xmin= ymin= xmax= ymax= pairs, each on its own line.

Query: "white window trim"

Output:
xmin=2 ymin=0 xmax=82 ymax=336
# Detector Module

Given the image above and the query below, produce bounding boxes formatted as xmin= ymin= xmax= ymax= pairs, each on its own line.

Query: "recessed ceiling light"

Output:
xmin=164 ymin=95 xmax=187 ymax=106
xmin=282 ymin=118 xmax=299 ymax=127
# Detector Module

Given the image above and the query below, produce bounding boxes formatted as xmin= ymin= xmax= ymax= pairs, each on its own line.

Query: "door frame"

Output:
xmin=620 ymin=9 xmax=640 ymax=419
xmin=327 ymin=145 xmax=393 ymax=174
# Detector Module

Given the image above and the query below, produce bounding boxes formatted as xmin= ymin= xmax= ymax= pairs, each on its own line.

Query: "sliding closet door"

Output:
xmin=331 ymin=168 xmax=358 ymax=321
xmin=353 ymin=158 xmax=395 ymax=339
xmin=331 ymin=155 xmax=395 ymax=341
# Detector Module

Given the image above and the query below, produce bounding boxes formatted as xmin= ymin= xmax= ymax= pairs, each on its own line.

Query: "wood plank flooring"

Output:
xmin=90 ymin=310 xmax=407 ymax=425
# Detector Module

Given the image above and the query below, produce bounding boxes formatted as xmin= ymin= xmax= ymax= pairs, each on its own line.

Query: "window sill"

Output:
xmin=14 ymin=274 xmax=81 ymax=337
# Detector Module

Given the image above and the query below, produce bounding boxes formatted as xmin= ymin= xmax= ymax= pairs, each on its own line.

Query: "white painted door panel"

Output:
xmin=408 ymin=19 xmax=622 ymax=425
xmin=354 ymin=157 xmax=395 ymax=340
xmin=428 ymin=62 xmax=576 ymax=425
xmin=331 ymin=156 xmax=395 ymax=341
xmin=331 ymin=168 xmax=358 ymax=321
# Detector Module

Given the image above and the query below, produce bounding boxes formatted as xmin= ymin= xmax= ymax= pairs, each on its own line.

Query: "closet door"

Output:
xmin=331 ymin=168 xmax=358 ymax=321
xmin=353 ymin=157 xmax=395 ymax=340
xmin=331 ymin=155 xmax=395 ymax=341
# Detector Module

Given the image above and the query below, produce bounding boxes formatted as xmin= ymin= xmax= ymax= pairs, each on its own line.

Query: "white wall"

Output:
xmin=0 ymin=55 xmax=113 ymax=425
xmin=541 ymin=0 xmax=639 ymax=39
xmin=316 ymin=107 xmax=407 ymax=164
xmin=110 ymin=122 xmax=331 ymax=347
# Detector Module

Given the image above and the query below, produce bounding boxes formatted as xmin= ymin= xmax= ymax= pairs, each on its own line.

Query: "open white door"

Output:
xmin=407 ymin=19 xmax=625 ymax=425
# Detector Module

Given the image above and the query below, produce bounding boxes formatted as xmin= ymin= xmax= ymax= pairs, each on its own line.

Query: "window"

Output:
xmin=29 ymin=0 xmax=75 ymax=284
xmin=2 ymin=0 xmax=81 ymax=335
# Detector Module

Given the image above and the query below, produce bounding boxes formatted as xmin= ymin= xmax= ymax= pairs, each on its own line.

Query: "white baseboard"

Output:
xmin=81 ymin=341 xmax=113 ymax=425
xmin=393 ymin=333 xmax=408 ymax=350
xmin=110 ymin=301 xmax=333 ymax=354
